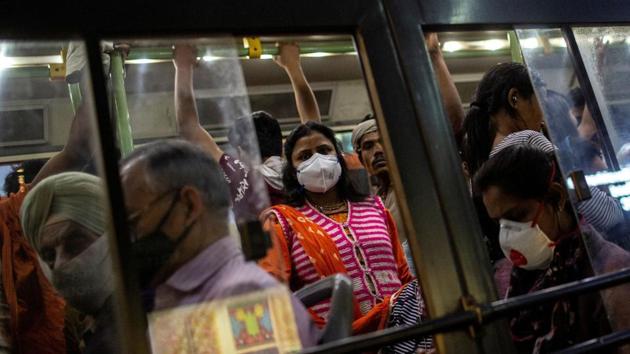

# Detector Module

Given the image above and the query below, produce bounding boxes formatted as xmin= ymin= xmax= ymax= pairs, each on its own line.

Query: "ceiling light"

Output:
xmin=481 ymin=39 xmax=508 ymax=51
xmin=442 ymin=41 xmax=464 ymax=52
xmin=125 ymin=58 xmax=164 ymax=64
xmin=519 ymin=37 xmax=540 ymax=49
xmin=548 ymin=38 xmax=567 ymax=48
xmin=0 ymin=56 xmax=15 ymax=69
xmin=303 ymin=52 xmax=335 ymax=58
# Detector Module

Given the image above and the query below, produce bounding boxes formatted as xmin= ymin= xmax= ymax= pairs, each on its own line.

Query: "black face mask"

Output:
xmin=131 ymin=192 xmax=194 ymax=290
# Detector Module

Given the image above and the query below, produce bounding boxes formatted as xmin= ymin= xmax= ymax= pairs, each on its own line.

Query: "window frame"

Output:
xmin=1 ymin=0 xmax=630 ymax=353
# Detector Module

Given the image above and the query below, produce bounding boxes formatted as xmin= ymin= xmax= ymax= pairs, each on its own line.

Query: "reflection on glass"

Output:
xmin=573 ymin=27 xmax=630 ymax=213
xmin=512 ymin=28 xmax=630 ymax=351
xmin=0 ymin=41 xmax=120 ymax=353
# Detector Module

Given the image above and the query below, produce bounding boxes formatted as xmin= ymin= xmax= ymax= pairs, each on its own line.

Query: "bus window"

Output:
xmin=514 ymin=27 xmax=630 ymax=349
xmin=434 ymin=28 xmax=630 ymax=352
xmin=103 ymin=35 xmax=449 ymax=352
xmin=0 ymin=41 xmax=123 ymax=353
xmin=439 ymin=30 xmax=521 ymax=268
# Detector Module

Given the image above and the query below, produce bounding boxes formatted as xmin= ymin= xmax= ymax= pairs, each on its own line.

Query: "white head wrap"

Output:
xmin=351 ymin=119 xmax=378 ymax=152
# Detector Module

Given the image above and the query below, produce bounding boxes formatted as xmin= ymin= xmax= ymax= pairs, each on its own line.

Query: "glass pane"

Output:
xmin=0 ymin=41 xmax=122 ymax=353
xmin=573 ymin=27 xmax=630 ymax=156
xmin=512 ymin=27 xmax=630 ymax=350
xmin=107 ymin=35 xmax=442 ymax=352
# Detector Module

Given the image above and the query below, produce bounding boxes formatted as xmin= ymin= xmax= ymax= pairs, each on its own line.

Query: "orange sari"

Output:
xmin=0 ymin=191 xmax=67 ymax=354
xmin=259 ymin=204 xmax=413 ymax=335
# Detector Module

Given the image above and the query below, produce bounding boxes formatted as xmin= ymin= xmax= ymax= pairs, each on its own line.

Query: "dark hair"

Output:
xmin=121 ymin=139 xmax=231 ymax=214
xmin=570 ymin=136 xmax=604 ymax=172
xmin=474 ymin=144 xmax=556 ymax=202
xmin=228 ymin=111 xmax=282 ymax=160
xmin=569 ymin=87 xmax=585 ymax=109
xmin=462 ymin=63 xmax=536 ymax=177
xmin=4 ymin=159 xmax=47 ymax=195
xmin=283 ymin=121 xmax=367 ymax=206
xmin=544 ymin=90 xmax=579 ymax=141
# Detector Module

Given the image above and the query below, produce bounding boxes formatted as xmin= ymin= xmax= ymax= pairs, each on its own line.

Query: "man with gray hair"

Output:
xmin=120 ymin=139 xmax=318 ymax=347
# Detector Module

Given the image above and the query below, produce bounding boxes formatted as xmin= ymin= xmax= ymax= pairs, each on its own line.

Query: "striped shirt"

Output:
xmin=383 ymin=280 xmax=433 ymax=353
xmin=275 ymin=197 xmax=403 ymax=320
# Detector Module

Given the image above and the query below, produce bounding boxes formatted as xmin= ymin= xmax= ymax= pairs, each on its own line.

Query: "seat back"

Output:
xmin=295 ymin=274 xmax=353 ymax=344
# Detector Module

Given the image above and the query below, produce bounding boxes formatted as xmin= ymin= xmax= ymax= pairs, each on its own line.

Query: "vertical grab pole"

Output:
xmin=68 ymin=82 xmax=83 ymax=114
xmin=508 ymin=31 xmax=523 ymax=63
xmin=109 ymin=49 xmax=134 ymax=156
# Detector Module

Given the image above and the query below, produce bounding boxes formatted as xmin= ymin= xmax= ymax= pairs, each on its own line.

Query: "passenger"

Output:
xmin=495 ymin=131 xmax=629 ymax=255
xmin=462 ymin=63 xmax=623 ymax=256
xmin=461 ymin=62 xmax=544 ymax=178
xmin=424 ymin=32 xmax=466 ymax=141
xmin=272 ymin=42 xmax=322 ymax=122
xmin=349 ymin=33 xmax=464 ymax=274
xmin=570 ymin=136 xmax=608 ymax=174
xmin=474 ymin=144 xmax=630 ymax=353
xmin=259 ymin=121 xmax=431 ymax=351
xmin=542 ymin=90 xmax=610 ymax=176
xmin=20 ymin=172 xmax=118 ymax=354
xmin=3 ymin=159 xmax=47 ymax=195
xmin=0 ymin=99 xmax=94 ymax=354
xmin=119 ymin=139 xmax=319 ymax=347
xmin=351 ymin=118 xmax=415 ymax=274
xmin=173 ymin=43 xmax=320 ymax=214
xmin=568 ymin=87 xmax=586 ymax=125
xmin=495 ymin=131 xmax=623 ymax=235
xmin=543 ymin=90 xmax=578 ymax=145
xmin=227 ymin=112 xmax=286 ymax=205
xmin=0 ymin=193 xmax=66 ymax=354
xmin=568 ymin=86 xmax=600 ymax=143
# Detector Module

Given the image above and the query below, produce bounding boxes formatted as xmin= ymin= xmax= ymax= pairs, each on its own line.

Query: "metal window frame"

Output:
xmin=1 ymin=0 xmax=630 ymax=354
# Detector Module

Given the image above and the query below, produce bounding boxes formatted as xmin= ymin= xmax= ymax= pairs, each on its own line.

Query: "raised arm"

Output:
xmin=578 ymin=106 xmax=598 ymax=142
xmin=173 ymin=44 xmax=224 ymax=161
xmin=31 ymin=94 xmax=93 ymax=187
xmin=274 ymin=42 xmax=321 ymax=123
xmin=426 ymin=33 xmax=465 ymax=141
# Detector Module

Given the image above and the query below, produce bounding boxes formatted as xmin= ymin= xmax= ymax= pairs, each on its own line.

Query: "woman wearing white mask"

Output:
xmin=20 ymin=172 xmax=118 ymax=354
xmin=258 ymin=122 xmax=432 ymax=352
xmin=474 ymin=144 xmax=630 ymax=354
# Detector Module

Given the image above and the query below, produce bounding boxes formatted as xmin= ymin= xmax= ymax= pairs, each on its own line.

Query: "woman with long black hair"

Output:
xmin=260 ymin=121 xmax=432 ymax=352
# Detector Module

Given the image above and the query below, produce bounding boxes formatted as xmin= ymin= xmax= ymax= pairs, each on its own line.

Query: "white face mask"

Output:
xmin=257 ymin=156 xmax=285 ymax=190
xmin=296 ymin=153 xmax=342 ymax=193
xmin=52 ymin=235 xmax=114 ymax=315
xmin=499 ymin=219 xmax=556 ymax=270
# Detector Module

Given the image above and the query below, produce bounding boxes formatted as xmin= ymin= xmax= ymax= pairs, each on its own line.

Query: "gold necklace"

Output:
xmin=312 ymin=200 xmax=347 ymax=214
